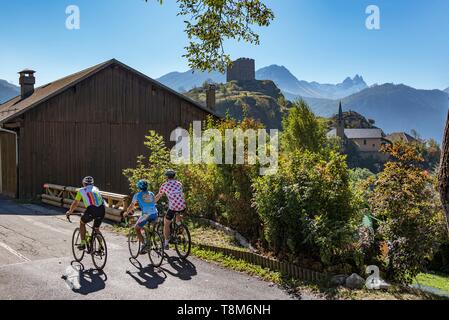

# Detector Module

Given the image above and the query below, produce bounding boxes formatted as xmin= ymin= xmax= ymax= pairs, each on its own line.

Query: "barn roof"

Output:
xmin=0 ymin=59 xmax=220 ymax=124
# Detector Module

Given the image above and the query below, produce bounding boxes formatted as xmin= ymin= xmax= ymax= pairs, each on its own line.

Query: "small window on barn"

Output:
xmin=152 ymin=86 xmax=157 ymax=96
xmin=364 ymin=139 xmax=367 ymax=145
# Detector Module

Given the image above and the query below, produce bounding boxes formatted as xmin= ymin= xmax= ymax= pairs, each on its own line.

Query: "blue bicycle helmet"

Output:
xmin=136 ymin=179 xmax=148 ymax=191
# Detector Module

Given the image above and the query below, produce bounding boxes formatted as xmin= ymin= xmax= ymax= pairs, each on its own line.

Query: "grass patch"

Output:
xmin=414 ymin=273 xmax=449 ymax=292
xmin=191 ymin=246 xmax=282 ymax=284
xmin=187 ymin=219 xmax=248 ymax=251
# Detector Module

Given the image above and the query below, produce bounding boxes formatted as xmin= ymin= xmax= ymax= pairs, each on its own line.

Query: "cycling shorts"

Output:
xmin=81 ymin=205 xmax=105 ymax=228
xmin=136 ymin=213 xmax=158 ymax=229
xmin=165 ymin=209 xmax=185 ymax=221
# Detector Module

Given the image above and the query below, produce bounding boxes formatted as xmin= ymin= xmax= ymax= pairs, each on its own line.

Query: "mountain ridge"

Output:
xmin=156 ymin=64 xmax=368 ymax=100
xmin=0 ymin=80 xmax=19 ymax=104
xmin=304 ymin=83 xmax=448 ymax=142
xmin=255 ymin=65 xmax=368 ymax=100
xmin=156 ymin=69 xmax=225 ymax=93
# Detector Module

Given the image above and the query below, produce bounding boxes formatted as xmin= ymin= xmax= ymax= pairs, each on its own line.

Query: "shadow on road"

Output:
xmin=160 ymin=254 xmax=197 ymax=281
xmin=126 ymin=258 xmax=167 ymax=289
xmin=0 ymin=197 xmax=66 ymax=216
xmin=70 ymin=261 xmax=108 ymax=295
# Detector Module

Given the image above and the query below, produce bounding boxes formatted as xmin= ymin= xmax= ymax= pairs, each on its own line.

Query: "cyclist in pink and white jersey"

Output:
xmin=155 ymin=169 xmax=186 ymax=249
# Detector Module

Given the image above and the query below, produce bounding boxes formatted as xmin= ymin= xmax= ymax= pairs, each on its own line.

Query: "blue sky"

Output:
xmin=1 ymin=0 xmax=448 ymax=90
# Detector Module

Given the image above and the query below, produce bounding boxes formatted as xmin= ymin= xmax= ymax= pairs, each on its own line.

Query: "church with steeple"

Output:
xmin=327 ymin=102 xmax=390 ymax=157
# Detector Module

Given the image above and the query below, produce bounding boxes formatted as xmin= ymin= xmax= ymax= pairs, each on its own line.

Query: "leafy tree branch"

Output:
xmin=146 ymin=0 xmax=274 ymax=72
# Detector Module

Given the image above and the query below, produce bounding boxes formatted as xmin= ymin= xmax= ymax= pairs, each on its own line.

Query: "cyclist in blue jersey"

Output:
xmin=66 ymin=176 xmax=105 ymax=250
xmin=124 ymin=179 xmax=158 ymax=255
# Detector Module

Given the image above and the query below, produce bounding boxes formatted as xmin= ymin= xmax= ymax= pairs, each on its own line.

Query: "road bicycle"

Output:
xmin=156 ymin=209 xmax=191 ymax=260
xmin=67 ymin=214 xmax=108 ymax=270
xmin=125 ymin=213 xmax=164 ymax=267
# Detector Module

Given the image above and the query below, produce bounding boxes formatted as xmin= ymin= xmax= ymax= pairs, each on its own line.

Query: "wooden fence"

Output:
xmin=194 ymin=243 xmax=328 ymax=283
xmin=41 ymin=183 xmax=129 ymax=222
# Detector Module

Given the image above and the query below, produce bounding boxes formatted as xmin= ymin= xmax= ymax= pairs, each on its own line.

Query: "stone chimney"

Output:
xmin=19 ymin=69 xmax=36 ymax=99
xmin=206 ymin=84 xmax=216 ymax=110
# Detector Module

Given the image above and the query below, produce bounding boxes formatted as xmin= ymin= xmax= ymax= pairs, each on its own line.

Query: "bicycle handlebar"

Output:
xmin=66 ymin=212 xmax=81 ymax=223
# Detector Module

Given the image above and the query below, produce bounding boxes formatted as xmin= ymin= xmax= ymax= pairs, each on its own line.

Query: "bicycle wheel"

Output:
xmin=91 ymin=233 xmax=108 ymax=270
xmin=174 ymin=223 xmax=191 ymax=260
xmin=71 ymin=228 xmax=85 ymax=262
xmin=148 ymin=231 xmax=164 ymax=267
xmin=127 ymin=229 xmax=141 ymax=259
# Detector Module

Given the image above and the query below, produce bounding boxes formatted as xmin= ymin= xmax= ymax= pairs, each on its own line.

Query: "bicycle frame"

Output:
xmin=125 ymin=213 xmax=158 ymax=242
xmin=67 ymin=213 xmax=99 ymax=252
xmin=125 ymin=213 xmax=165 ymax=266
xmin=158 ymin=211 xmax=183 ymax=233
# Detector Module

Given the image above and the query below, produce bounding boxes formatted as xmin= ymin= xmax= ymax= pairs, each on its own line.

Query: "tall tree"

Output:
xmin=147 ymin=0 xmax=274 ymax=72
xmin=438 ymin=108 xmax=449 ymax=232
xmin=281 ymin=100 xmax=327 ymax=154
xmin=372 ymin=143 xmax=444 ymax=283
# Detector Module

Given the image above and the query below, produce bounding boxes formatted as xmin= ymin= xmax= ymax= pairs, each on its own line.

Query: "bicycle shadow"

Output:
xmin=126 ymin=258 xmax=167 ymax=289
xmin=70 ymin=261 xmax=107 ymax=295
xmin=160 ymin=254 xmax=197 ymax=281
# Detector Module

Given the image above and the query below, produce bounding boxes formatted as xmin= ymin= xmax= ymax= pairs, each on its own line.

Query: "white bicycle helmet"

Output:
xmin=82 ymin=176 xmax=94 ymax=185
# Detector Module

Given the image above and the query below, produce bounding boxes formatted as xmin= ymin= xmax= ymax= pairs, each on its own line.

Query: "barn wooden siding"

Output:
xmin=17 ymin=65 xmax=211 ymax=198
xmin=0 ymin=132 xmax=17 ymax=197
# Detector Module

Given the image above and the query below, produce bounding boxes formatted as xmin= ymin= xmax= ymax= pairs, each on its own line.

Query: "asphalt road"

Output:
xmin=0 ymin=197 xmax=313 ymax=300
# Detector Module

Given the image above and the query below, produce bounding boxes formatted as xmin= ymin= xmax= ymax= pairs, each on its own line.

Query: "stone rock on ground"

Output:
xmin=330 ymin=274 xmax=348 ymax=286
xmin=345 ymin=273 xmax=366 ymax=289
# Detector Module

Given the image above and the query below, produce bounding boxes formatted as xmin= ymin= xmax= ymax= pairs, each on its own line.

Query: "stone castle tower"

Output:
xmin=227 ymin=58 xmax=255 ymax=82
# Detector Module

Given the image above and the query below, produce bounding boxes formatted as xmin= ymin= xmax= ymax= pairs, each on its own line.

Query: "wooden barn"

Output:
xmin=0 ymin=59 xmax=218 ymax=198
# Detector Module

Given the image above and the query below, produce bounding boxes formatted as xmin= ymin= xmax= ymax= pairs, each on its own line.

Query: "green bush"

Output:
xmin=211 ymin=117 xmax=264 ymax=239
xmin=123 ymin=130 xmax=172 ymax=197
xmin=180 ymin=164 xmax=221 ymax=219
xmin=252 ymin=102 xmax=359 ymax=269
xmin=253 ymin=149 xmax=357 ymax=268
xmin=369 ymin=143 xmax=447 ymax=284
xmin=281 ymin=100 xmax=327 ymax=154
